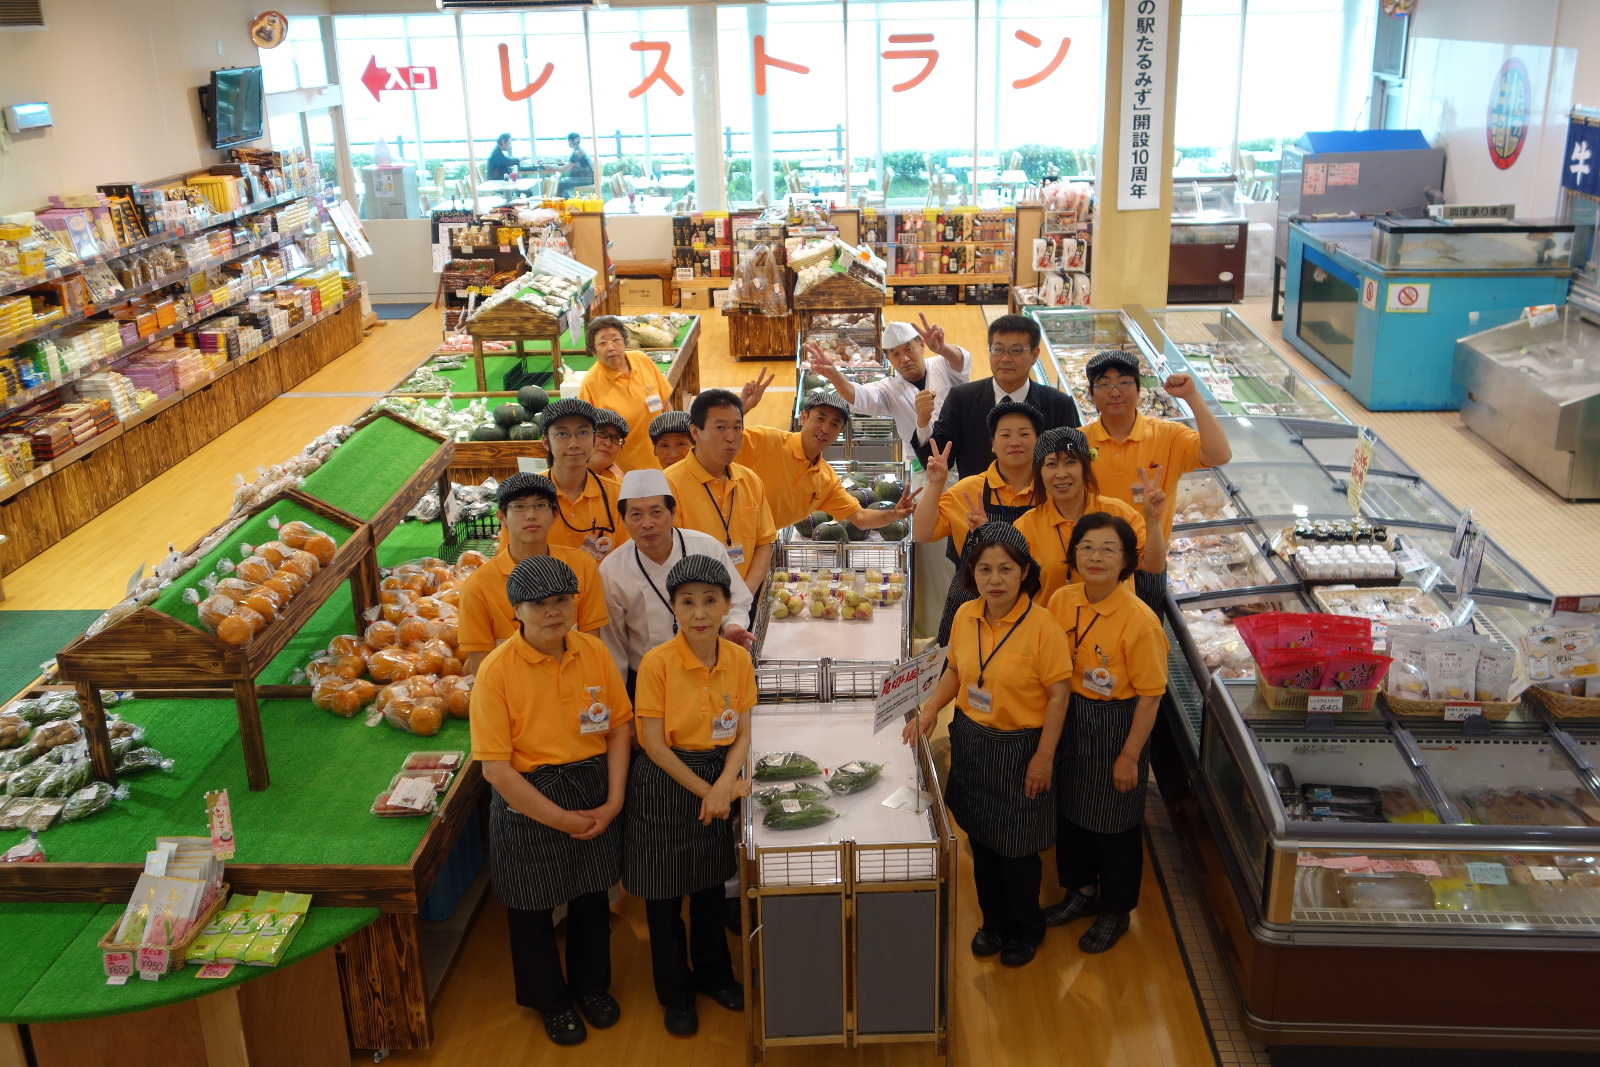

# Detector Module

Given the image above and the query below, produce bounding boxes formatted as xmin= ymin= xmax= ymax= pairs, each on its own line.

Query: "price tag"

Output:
xmin=1306 ymin=693 xmax=1344 ymax=714
xmin=103 ymin=950 xmax=133 ymax=978
xmin=1371 ymin=858 xmax=1442 ymax=877
xmin=137 ymin=946 xmax=169 ymax=974
xmin=1529 ymin=866 xmax=1565 ymax=882
xmin=1443 ymin=703 xmax=1482 ymax=722
xmin=389 ymin=776 xmax=435 ymax=812
xmin=1466 ymin=861 xmax=1508 ymax=885
xmin=106 ymin=975 xmax=128 ymax=986
xmin=195 ymin=962 xmax=235 ymax=979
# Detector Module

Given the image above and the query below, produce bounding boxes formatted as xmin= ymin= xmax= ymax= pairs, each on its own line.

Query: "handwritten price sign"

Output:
xmin=873 ymin=646 xmax=948 ymax=734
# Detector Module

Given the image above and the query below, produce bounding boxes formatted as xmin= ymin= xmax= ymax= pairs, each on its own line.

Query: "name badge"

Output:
xmin=646 ymin=394 xmax=664 ymax=413
xmin=1082 ymin=665 xmax=1116 ymax=698
xmin=710 ymin=694 xmax=738 ymax=742
xmin=580 ymin=686 xmax=610 ymax=734
xmin=581 ymin=534 xmax=612 ymax=560
xmin=966 ymin=683 xmax=994 ymax=714
xmin=726 ymin=543 xmax=746 ymax=567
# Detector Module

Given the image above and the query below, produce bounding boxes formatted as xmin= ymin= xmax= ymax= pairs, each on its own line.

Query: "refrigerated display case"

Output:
xmin=1026 ymin=306 xmax=1185 ymax=421
xmin=1169 ymin=180 xmax=1248 ymax=304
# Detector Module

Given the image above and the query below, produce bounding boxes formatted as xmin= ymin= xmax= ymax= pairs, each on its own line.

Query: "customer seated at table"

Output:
xmin=546 ymin=133 xmax=594 ymax=197
xmin=650 ymin=412 xmax=694 ymax=469
xmin=487 ymin=133 xmax=520 ymax=182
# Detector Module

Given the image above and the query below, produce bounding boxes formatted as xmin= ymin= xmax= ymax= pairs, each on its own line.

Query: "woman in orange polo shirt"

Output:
xmin=578 ymin=315 xmax=673 ymax=472
xmin=469 ymin=556 xmax=633 ymax=1047
xmin=904 ymin=523 xmax=1072 ymax=968
xmin=626 ymin=555 xmax=756 ymax=1036
xmin=589 ymin=408 xmax=629 ymax=482
xmin=1044 ymin=512 xmax=1169 ymax=955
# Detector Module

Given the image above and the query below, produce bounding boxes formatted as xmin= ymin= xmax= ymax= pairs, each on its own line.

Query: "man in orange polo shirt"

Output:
xmin=459 ymin=472 xmax=609 ymax=674
xmin=663 ymin=389 xmax=777 ymax=588
xmin=540 ymin=398 xmax=629 ymax=560
xmin=1082 ymin=350 xmax=1232 ymax=537
xmin=733 ymin=388 xmax=918 ymax=533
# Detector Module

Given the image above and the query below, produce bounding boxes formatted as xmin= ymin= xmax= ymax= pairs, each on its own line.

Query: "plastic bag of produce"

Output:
xmin=0 ymin=715 xmax=30 ymax=749
xmin=216 ymin=606 xmax=266 ymax=647
xmin=107 ymin=719 xmax=143 ymax=745
xmin=6 ymin=760 xmax=53 ymax=797
xmin=383 ymin=692 xmax=445 ymax=737
xmin=61 ymin=781 xmax=126 ymax=822
xmin=31 ymin=720 xmax=81 ymax=752
xmin=753 ymin=752 xmax=823 ymax=781
xmin=0 ymin=743 xmax=41 ymax=773
xmin=438 ymin=675 xmax=473 ymax=719
xmin=754 ymin=781 xmax=830 ymax=809
xmin=369 ymin=647 xmax=419 ymax=683
xmin=37 ymin=757 xmax=90 ymax=798
xmin=762 ymin=798 xmax=840 ymax=830
xmin=824 ymin=761 xmax=884 ymax=796
xmin=313 ymin=676 xmax=379 ymax=718
xmin=116 ymin=747 xmax=174 ymax=776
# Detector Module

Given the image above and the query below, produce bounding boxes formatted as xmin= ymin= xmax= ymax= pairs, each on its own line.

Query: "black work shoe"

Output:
xmin=970 ymin=927 xmax=1003 ymax=957
xmin=541 ymin=1007 xmax=588 ymax=1046
xmin=664 ymin=1006 xmax=699 ymax=1035
xmin=1043 ymin=889 xmax=1100 ymax=928
xmin=999 ymin=940 xmax=1037 ymax=967
xmin=1079 ymin=911 xmax=1131 ymax=954
xmin=576 ymin=993 xmax=620 ymax=1029
xmin=702 ymin=983 xmax=745 ymax=1012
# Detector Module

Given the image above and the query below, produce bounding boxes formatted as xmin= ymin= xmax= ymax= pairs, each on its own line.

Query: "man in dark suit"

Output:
xmin=913 ymin=313 xmax=1080 ymax=480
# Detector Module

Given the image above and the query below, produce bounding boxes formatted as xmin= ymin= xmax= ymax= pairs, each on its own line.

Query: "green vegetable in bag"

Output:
xmin=753 ymin=751 xmax=822 ymax=781
xmin=61 ymin=782 xmax=125 ymax=822
xmin=116 ymin=747 xmax=173 ymax=776
xmin=824 ymin=761 xmax=883 ymax=796
xmin=37 ymin=758 xmax=90 ymax=798
xmin=6 ymin=760 xmax=52 ymax=797
xmin=754 ymin=781 xmax=830 ymax=809
xmin=0 ymin=743 xmax=41 ymax=773
xmin=762 ymin=798 xmax=840 ymax=830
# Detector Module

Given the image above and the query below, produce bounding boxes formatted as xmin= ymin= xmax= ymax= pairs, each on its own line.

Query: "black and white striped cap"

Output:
xmin=1034 ymin=426 xmax=1091 ymax=467
xmin=801 ymin=389 xmax=851 ymax=416
xmin=496 ymin=472 xmax=558 ymax=509
xmin=594 ymin=408 xmax=630 ymax=437
xmin=985 ymin=398 xmax=1044 ymax=437
xmin=967 ymin=520 xmax=1034 ymax=561
xmin=665 ymin=553 xmax=732 ymax=597
xmin=506 ymin=555 xmax=580 ymax=605
xmin=538 ymin=396 xmax=599 ymax=434
xmin=1085 ymin=349 xmax=1142 ymax=387
xmin=649 ymin=410 xmax=692 ymax=442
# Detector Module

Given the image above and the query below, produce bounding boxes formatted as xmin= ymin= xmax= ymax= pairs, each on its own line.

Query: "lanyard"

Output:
xmin=975 ymin=601 xmax=1032 ymax=688
xmin=634 ymin=530 xmax=686 ymax=632
xmin=1066 ymin=606 xmax=1102 ymax=662
xmin=703 ymin=481 xmax=737 ymax=546
xmin=982 ymin=480 xmax=1033 ymax=524
xmin=555 ymin=470 xmax=616 ymax=535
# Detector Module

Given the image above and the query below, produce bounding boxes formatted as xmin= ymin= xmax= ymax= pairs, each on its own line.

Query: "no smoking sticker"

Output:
xmin=1385 ymin=282 xmax=1431 ymax=313
xmin=1361 ymin=278 xmax=1378 ymax=310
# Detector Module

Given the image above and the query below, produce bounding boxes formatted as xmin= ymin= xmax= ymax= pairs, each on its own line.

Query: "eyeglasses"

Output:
xmin=548 ymin=428 xmax=594 ymax=442
xmin=595 ymin=432 xmax=624 ymax=445
xmin=988 ymin=345 xmax=1034 ymax=357
xmin=506 ymin=502 xmax=554 ymax=517
xmin=1092 ymin=379 xmax=1140 ymax=393
xmin=1075 ymin=542 xmax=1124 ymax=558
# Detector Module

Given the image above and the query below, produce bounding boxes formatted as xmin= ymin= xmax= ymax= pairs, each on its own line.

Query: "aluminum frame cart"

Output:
xmin=740 ymin=701 xmax=955 ymax=1064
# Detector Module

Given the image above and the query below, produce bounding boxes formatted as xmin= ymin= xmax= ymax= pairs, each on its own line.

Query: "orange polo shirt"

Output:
xmin=578 ymin=349 xmax=673 ymax=473
xmin=927 ymin=462 xmax=1036 ymax=553
xmin=457 ymin=543 xmax=609 ymax=653
xmin=1084 ymin=413 xmax=1203 ymax=536
xmin=736 ymin=424 xmax=860 ymax=531
xmin=634 ymin=633 xmax=758 ymax=751
xmin=948 ymin=595 xmax=1073 ymax=731
xmin=1046 ymin=582 xmax=1169 ymax=701
xmin=469 ymin=629 xmax=633 ymax=772
xmin=544 ymin=468 xmax=630 ymax=556
xmin=664 ymin=450 xmax=777 ymax=583
xmin=1012 ymin=494 xmax=1146 ymax=605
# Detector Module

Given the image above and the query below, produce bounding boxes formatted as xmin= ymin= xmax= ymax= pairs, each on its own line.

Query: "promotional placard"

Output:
xmin=874 ymin=646 xmax=948 ymax=734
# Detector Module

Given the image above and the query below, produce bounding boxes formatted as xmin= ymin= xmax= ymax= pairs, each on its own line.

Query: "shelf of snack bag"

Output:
xmin=1009 ymin=181 xmax=1093 ymax=312
xmin=739 ymin=701 xmax=953 ymax=1060
xmin=724 ymin=212 xmax=796 ymax=359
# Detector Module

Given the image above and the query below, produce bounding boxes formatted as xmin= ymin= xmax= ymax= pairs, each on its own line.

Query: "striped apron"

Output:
xmin=623 ymin=747 xmax=737 ymax=900
xmin=945 ymin=710 xmax=1055 ymax=858
xmin=490 ymin=755 xmax=621 ymax=911
xmin=1057 ymin=694 xmax=1147 ymax=834
xmin=936 ymin=490 xmax=1035 ymax=645
xmin=1133 ymin=567 xmax=1168 ymax=619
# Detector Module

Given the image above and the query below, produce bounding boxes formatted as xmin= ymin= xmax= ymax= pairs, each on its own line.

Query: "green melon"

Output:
xmin=879 ymin=520 xmax=908 ymax=541
xmin=867 ymin=499 xmax=897 ymax=512
xmin=812 ymin=521 xmax=848 ymax=542
xmin=844 ymin=522 xmax=867 ymax=542
xmin=471 ymin=424 xmax=509 ymax=442
xmin=870 ymin=475 xmax=904 ymax=502
xmin=493 ymin=403 xmax=528 ymax=428
xmin=509 ymin=422 xmax=541 ymax=441
xmin=517 ymin=386 xmax=551 ymax=414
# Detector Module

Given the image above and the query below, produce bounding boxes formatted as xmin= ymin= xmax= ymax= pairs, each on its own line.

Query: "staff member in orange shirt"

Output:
xmin=589 ymin=409 xmax=629 ymax=482
xmin=539 ymin=398 xmax=627 ymax=560
xmin=470 ymin=556 xmax=634 ymax=1047
xmin=1081 ymin=350 xmax=1231 ymax=539
xmin=626 ymin=555 xmax=756 ymax=1036
xmin=577 ymin=315 xmax=674 ymax=472
xmin=733 ymin=389 xmax=917 ymax=532
xmin=904 ymin=523 xmax=1072 ymax=968
xmin=649 ymin=411 xmax=694 ymax=469
xmin=458 ymin=473 xmax=608 ymax=674
xmin=663 ymin=389 xmax=777 ymax=588
xmin=1044 ymin=513 xmax=1170 ymax=955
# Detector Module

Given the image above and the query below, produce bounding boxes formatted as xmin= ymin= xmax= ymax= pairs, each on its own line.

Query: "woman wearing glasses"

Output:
xmin=539 ymin=398 xmax=627 ymax=561
xmin=589 ymin=409 xmax=629 ymax=483
xmin=578 ymin=315 xmax=675 ymax=473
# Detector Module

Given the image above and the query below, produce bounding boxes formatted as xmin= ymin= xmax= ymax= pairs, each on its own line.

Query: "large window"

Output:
xmin=976 ymin=0 xmax=1102 ymax=184
xmin=587 ymin=8 xmax=695 ymax=196
xmin=1173 ymin=0 xmax=1242 ymax=177
xmin=260 ymin=17 xmax=329 ymax=94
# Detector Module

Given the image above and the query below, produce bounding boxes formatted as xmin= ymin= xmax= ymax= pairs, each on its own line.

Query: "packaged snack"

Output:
xmin=241 ymin=892 xmax=311 ymax=966
xmin=762 ymin=798 xmax=840 ymax=830
xmin=277 ymin=521 xmax=315 ymax=549
xmin=1385 ymin=627 xmax=1431 ymax=698
xmin=403 ymin=751 xmax=463 ymax=772
xmin=36 ymin=757 xmax=90 ymax=798
xmin=368 ymin=647 xmax=418 ymax=683
xmin=754 ymin=781 xmax=831 ymax=809
xmin=1425 ymin=641 xmax=1478 ymax=702
xmin=186 ymin=895 xmax=257 ymax=963
xmin=1319 ymin=652 xmax=1390 ymax=691
xmin=1378 ymin=786 xmax=1440 ymax=824
xmin=824 ymin=761 xmax=884 ymax=796
xmin=1470 ymin=639 xmax=1517 ymax=702
xmin=753 ymin=752 xmax=823 ymax=781
xmin=116 ymin=747 xmax=174 ymax=776
xmin=0 ymin=715 xmax=30 ymax=749
xmin=1257 ymin=649 xmax=1325 ymax=690
xmin=61 ymin=781 xmax=124 ymax=821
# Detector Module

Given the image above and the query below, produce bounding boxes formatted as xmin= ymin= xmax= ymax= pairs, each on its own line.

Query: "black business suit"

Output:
xmin=914 ymin=378 xmax=1082 ymax=480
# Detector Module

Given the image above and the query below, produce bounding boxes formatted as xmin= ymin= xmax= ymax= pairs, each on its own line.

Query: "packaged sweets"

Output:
xmin=1470 ymin=640 xmax=1517 ymax=702
xmin=61 ymin=781 xmax=124 ymax=822
xmin=824 ymin=761 xmax=884 ymax=796
xmin=754 ymin=781 xmax=830 ymax=809
xmin=403 ymin=751 xmax=463 ymax=772
xmin=1319 ymin=652 xmax=1390 ymax=692
xmin=0 ymin=714 xmax=30 ymax=749
xmin=1424 ymin=641 xmax=1478 ymax=702
xmin=753 ymin=752 xmax=822 ymax=781
xmin=762 ymin=798 xmax=840 ymax=830
xmin=242 ymin=892 xmax=311 ymax=967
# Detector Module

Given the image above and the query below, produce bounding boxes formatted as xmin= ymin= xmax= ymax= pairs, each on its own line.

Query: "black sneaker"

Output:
xmin=970 ymin=927 xmax=1003 ymax=957
xmin=999 ymin=940 xmax=1037 ymax=967
xmin=1042 ymin=889 xmax=1100 ymax=928
xmin=1079 ymin=911 xmax=1130 ymax=954
xmin=576 ymin=993 xmax=620 ymax=1029
xmin=664 ymin=1006 xmax=699 ymax=1035
xmin=701 ymin=982 xmax=745 ymax=1012
xmin=541 ymin=1007 xmax=588 ymax=1046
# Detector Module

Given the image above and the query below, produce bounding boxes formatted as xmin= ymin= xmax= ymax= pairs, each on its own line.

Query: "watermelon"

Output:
xmin=493 ymin=403 xmax=527 ymax=428
xmin=794 ymin=510 xmax=833 ymax=538
xmin=517 ymin=386 xmax=550 ymax=414
xmin=471 ymin=424 xmax=509 ymax=441
xmin=870 ymin=475 xmax=903 ymax=502
xmin=845 ymin=487 xmax=872 ymax=509
xmin=812 ymin=521 xmax=848 ymax=542
xmin=867 ymin=500 xmax=897 ymax=512
xmin=509 ymin=423 xmax=541 ymax=441
xmin=879 ymin=520 xmax=908 ymax=541
xmin=802 ymin=373 xmax=828 ymax=394
xmin=844 ymin=522 xmax=867 ymax=542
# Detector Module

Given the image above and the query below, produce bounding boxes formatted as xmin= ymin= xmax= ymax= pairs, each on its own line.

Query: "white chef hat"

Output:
xmin=619 ymin=467 xmax=673 ymax=506
xmin=881 ymin=321 xmax=920 ymax=349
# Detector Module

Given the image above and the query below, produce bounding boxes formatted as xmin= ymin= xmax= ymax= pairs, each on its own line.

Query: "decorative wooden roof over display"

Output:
xmin=794 ymin=270 xmax=887 ymax=310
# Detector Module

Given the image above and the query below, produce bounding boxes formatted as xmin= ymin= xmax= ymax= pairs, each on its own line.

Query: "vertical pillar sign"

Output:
xmin=1118 ymin=0 xmax=1168 ymax=212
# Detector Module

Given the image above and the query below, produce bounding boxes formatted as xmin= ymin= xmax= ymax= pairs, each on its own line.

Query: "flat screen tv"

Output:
xmin=203 ymin=66 xmax=265 ymax=150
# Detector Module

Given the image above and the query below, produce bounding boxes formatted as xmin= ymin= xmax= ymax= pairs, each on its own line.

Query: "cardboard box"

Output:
xmin=679 ymin=287 xmax=711 ymax=310
xmin=620 ymin=277 xmax=665 ymax=307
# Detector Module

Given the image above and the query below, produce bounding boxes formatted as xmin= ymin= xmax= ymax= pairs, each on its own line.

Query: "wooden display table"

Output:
xmin=726 ymin=309 xmax=797 ymax=361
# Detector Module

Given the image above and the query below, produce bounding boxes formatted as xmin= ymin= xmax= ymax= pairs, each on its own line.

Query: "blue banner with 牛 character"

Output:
xmin=1564 ymin=116 xmax=1600 ymax=197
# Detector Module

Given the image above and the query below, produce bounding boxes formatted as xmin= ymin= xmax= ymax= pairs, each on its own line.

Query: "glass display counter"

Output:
xmin=1169 ymin=180 xmax=1249 ymax=303
xmin=1024 ymin=307 xmax=1185 ymax=421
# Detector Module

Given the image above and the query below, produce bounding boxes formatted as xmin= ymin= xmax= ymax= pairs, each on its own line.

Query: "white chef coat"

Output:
xmin=844 ymin=346 xmax=972 ymax=452
xmin=598 ymin=526 xmax=754 ymax=674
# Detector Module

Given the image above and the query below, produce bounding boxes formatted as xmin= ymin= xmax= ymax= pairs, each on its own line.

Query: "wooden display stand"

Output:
xmin=54 ymin=489 xmax=375 ymax=792
xmin=726 ymin=311 xmax=798 ymax=361
xmin=793 ymin=272 xmax=886 ymax=355
xmin=338 ymin=410 xmax=457 ymax=547
xmin=464 ymin=301 xmax=565 ymax=394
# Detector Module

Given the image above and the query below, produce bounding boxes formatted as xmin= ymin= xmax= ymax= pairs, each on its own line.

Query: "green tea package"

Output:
xmin=186 ymin=895 xmax=257 ymax=964
xmin=215 ymin=893 xmax=284 ymax=964
xmin=242 ymin=893 xmax=312 ymax=967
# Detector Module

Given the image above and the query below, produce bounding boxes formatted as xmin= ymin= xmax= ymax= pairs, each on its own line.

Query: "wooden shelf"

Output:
xmin=675 ymin=276 xmax=733 ymax=289
xmin=886 ymin=273 xmax=1011 ymax=286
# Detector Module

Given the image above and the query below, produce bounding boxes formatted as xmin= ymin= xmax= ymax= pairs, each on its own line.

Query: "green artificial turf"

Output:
xmin=147 ymin=502 xmax=355 ymax=632
xmin=299 ymin=417 xmax=442 ymax=522
xmin=0 ymin=610 xmax=105 ymax=703
xmin=0 ymin=694 xmax=465 ymax=866
xmin=1 ymin=902 xmax=378 ymax=1024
